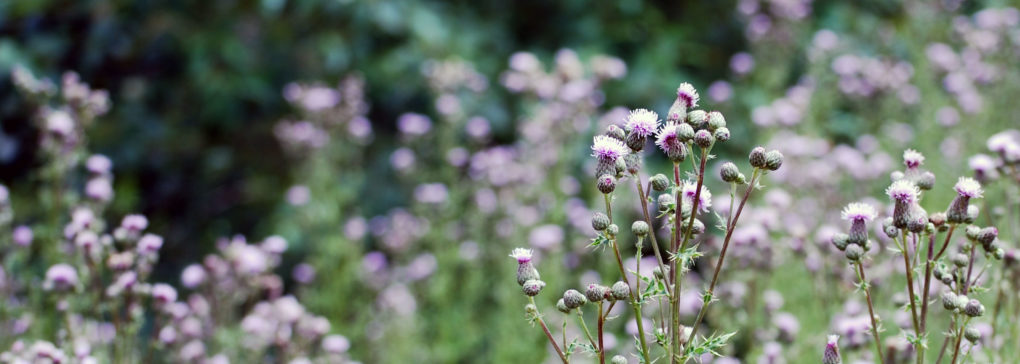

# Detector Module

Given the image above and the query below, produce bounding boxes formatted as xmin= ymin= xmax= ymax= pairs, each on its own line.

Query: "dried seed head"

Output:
xmin=720 ymin=162 xmax=741 ymax=183
xmin=592 ymin=213 xmax=611 ymax=231
xmin=563 ymin=289 xmax=587 ymax=309
xmin=650 ymin=174 xmax=670 ymax=192
xmin=611 ymin=281 xmax=629 ymax=301
xmin=522 ymin=280 xmax=546 ymax=296
xmin=749 ymin=147 xmax=767 ymax=169
xmin=631 ymin=221 xmax=649 ymax=237
xmin=597 ymin=175 xmax=616 ymax=194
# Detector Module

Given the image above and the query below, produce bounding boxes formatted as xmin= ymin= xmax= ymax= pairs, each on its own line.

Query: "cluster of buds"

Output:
xmin=833 ymin=202 xmax=877 ymax=261
xmin=511 ymin=248 xmax=545 ymax=297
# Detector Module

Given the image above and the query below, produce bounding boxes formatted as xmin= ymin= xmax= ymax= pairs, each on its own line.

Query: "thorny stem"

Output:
xmin=918 ymin=233 xmax=936 ymax=364
xmin=634 ymin=177 xmax=672 ymax=296
xmin=899 ymin=230 xmax=921 ymax=338
xmin=598 ymin=301 xmax=606 ymax=364
xmin=602 ymin=193 xmax=652 ymax=362
xmin=856 ymin=261 xmax=886 ymax=364
xmin=671 ymin=148 xmax=709 ymax=361
xmin=669 ymin=161 xmax=682 ymax=362
xmin=529 ymin=297 xmax=569 ymax=364
xmin=684 ymin=167 xmax=758 ymax=354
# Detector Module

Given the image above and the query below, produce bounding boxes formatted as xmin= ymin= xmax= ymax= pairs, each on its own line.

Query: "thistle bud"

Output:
xmin=687 ymin=110 xmax=707 ymax=129
xmin=677 ymin=123 xmax=695 ymax=142
xmin=713 ymin=127 xmax=731 ymax=142
xmin=694 ymin=130 xmax=714 ymax=148
xmin=905 ymin=205 xmax=928 ymax=234
xmin=822 ymin=335 xmax=842 ymax=364
xmin=586 ymin=284 xmax=608 ymax=302
xmin=657 ymin=194 xmax=675 ymax=213
xmin=964 ymin=327 xmax=981 ymax=343
xmin=607 ymin=224 xmax=619 ymax=236
xmin=720 ymin=162 xmax=741 ymax=183
xmin=842 ymin=203 xmax=876 ymax=246
xmin=951 ymin=253 xmax=969 ymax=268
xmin=947 ymin=197 xmax=972 ymax=224
xmin=650 ymin=174 xmax=670 ymax=192
xmin=611 ymin=281 xmax=630 ymax=301
xmin=965 ymin=225 xmax=981 ymax=241
xmin=845 ymin=244 xmax=865 ymax=262
xmin=993 ymin=248 xmax=1005 ymax=260
xmin=764 ymin=150 xmax=784 ymax=171
xmin=942 ymin=291 xmax=958 ymax=310
xmin=511 ymin=248 xmax=540 ymax=285
xmin=916 ymin=171 xmax=936 ymax=190
xmin=682 ymin=219 xmax=705 ymax=235
xmin=611 ymin=355 xmax=628 ymax=364
xmin=557 ymin=299 xmax=571 ymax=313
xmin=631 ymin=221 xmax=649 ymax=237
xmin=615 ymin=158 xmax=627 ymax=177
xmin=976 ymin=227 xmax=998 ymax=246
xmin=563 ymin=289 xmax=587 ymax=309
xmin=523 ymin=280 xmax=546 ymax=296
xmin=749 ymin=147 xmax=767 ymax=169
xmin=626 ymin=132 xmax=646 ymax=152
xmin=525 ymin=303 xmax=538 ymax=315
xmin=882 ymin=217 xmax=899 ymax=239
xmin=597 ymin=175 xmax=616 ymax=194
xmin=831 ymin=233 xmax=850 ymax=251
xmin=606 ymin=125 xmax=626 ymax=142
xmin=706 ymin=111 xmax=726 ymax=130
xmin=964 ymin=299 xmax=984 ymax=317
xmin=592 ymin=212 xmax=611 ymax=231
xmin=965 ymin=205 xmax=979 ymax=224
xmin=624 ymin=154 xmax=642 ymax=175
xmin=955 ymin=295 xmax=970 ymax=311
xmin=929 ymin=212 xmax=947 ymax=228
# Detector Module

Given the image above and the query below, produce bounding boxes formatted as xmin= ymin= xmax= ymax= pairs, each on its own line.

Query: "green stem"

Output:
xmin=856 ymin=261 xmax=886 ymax=364
xmin=530 ymin=297 xmax=569 ymax=364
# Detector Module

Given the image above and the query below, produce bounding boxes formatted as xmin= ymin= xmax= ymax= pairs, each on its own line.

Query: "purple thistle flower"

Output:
xmin=842 ymin=203 xmax=876 ymax=245
xmin=681 ymin=180 xmax=712 ymax=212
xmin=591 ymin=135 xmax=629 ymax=162
xmin=44 ymin=264 xmax=79 ymax=291
xmin=137 ymin=233 xmax=164 ymax=255
xmin=509 ymin=248 xmax=533 ymax=264
xmin=902 ymin=149 xmax=925 ymax=169
xmin=624 ymin=109 xmax=659 ymax=138
xmin=953 ymin=177 xmax=983 ymax=198
xmin=823 ymin=335 xmax=841 ymax=364
xmin=656 ymin=123 xmax=691 ymax=162
xmin=886 ymin=180 xmax=920 ymax=204
xmin=12 ymin=225 xmax=32 ymax=247
xmin=120 ymin=214 xmax=148 ymax=232
xmin=181 ymin=264 xmax=207 ymax=288
xmin=151 ymin=283 xmax=178 ymax=304
xmin=968 ymin=154 xmax=998 ymax=182
xmin=676 ymin=82 xmax=700 ymax=110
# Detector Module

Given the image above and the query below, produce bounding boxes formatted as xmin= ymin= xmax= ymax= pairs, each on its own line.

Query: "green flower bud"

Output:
xmin=585 ymin=284 xmax=608 ymax=302
xmin=713 ymin=127 xmax=730 ymax=142
xmin=592 ymin=212 xmax=611 ymax=231
xmin=557 ymin=299 xmax=571 ymax=313
xmin=720 ymin=162 xmax=741 ymax=183
xmin=631 ymin=221 xmax=649 ymax=237
xmin=563 ymin=289 xmax=587 ymax=309
xmin=606 ymin=125 xmax=626 ymax=141
xmin=706 ymin=111 xmax=726 ymax=130
xmin=523 ymin=280 xmax=546 ymax=297
xmin=611 ymin=281 xmax=630 ymax=301
xmin=916 ymin=171 xmax=936 ymax=190
xmin=831 ymin=233 xmax=850 ymax=251
xmin=607 ymin=224 xmax=619 ymax=236
xmin=694 ymin=130 xmax=714 ymax=148
xmin=845 ymin=244 xmax=865 ymax=262
xmin=650 ymin=174 xmax=670 ymax=192
xmin=749 ymin=147 xmax=767 ymax=169
xmin=964 ymin=326 xmax=981 ymax=343
xmin=951 ymin=253 xmax=969 ymax=268
xmin=611 ymin=355 xmax=628 ymax=364
xmin=687 ymin=110 xmax=707 ymax=129
xmin=597 ymin=174 xmax=616 ymax=194
xmin=942 ymin=291 xmax=958 ymax=310
xmin=964 ymin=299 xmax=984 ymax=317
xmin=764 ymin=150 xmax=784 ymax=171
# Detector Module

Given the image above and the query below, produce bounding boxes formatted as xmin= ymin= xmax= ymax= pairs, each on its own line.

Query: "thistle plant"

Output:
xmin=828 ymin=149 xmax=1003 ymax=364
xmin=511 ymin=83 xmax=782 ymax=363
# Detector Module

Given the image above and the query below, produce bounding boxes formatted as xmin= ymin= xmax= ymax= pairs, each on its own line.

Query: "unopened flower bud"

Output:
xmin=611 ymin=281 xmax=629 ymax=301
xmin=845 ymin=244 xmax=865 ymax=262
xmin=720 ymin=162 xmax=741 ymax=183
xmin=563 ymin=289 xmax=587 ymax=309
xmin=632 ymin=221 xmax=649 ymax=237
xmin=764 ymin=150 xmax=784 ymax=171
xmin=942 ymin=291 xmax=958 ymax=310
xmin=964 ymin=327 xmax=981 ymax=343
xmin=706 ymin=111 xmax=726 ymax=130
xmin=916 ymin=171 xmax=936 ymax=190
xmin=952 ymin=253 xmax=969 ymax=267
xmin=657 ymin=194 xmax=675 ymax=212
xmin=525 ymin=303 xmax=538 ymax=315
xmin=831 ymin=233 xmax=850 ymax=251
xmin=615 ymin=158 xmax=627 ymax=177
xmin=607 ymin=224 xmax=619 ymax=236
xmin=586 ymin=284 xmax=607 ymax=302
xmin=523 ymin=280 xmax=545 ymax=296
xmin=965 ymin=225 xmax=981 ymax=241
xmin=650 ymin=174 xmax=670 ymax=192
xmin=626 ymin=131 xmax=646 ymax=152
xmin=976 ymin=227 xmax=998 ymax=246
xmin=606 ymin=125 xmax=626 ymax=141
xmin=592 ymin=213 xmax=611 ymax=231
xmin=964 ymin=299 xmax=984 ymax=317
xmin=597 ymin=175 xmax=616 ymax=194
xmin=965 ymin=205 xmax=979 ymax=224
xmin=557 ymin=299 xmax=571 ymax=313
xmin=993 ymin=248 xmax=1005 ymax=260
xmin=955 ymin=295 xmax=970 ymax=311
xmin=687 ymin=110 xmax=707 ymax=129
xmin=906 ymin=205 xmax=928 ymax=233
xmin=611 ymin=355 xmax=628 ymax=364
xmin=682 ymin=219 xmax=705 ymax=235
xmin=882 ymin=217 xmax=899 ymax=238
xmin=823 ymin=335 xmax=842 ymax=364
xmin=713 ymin=127 xmax=730 ymax=142
xmin=929 ymin=212 xmax=946 ymax=228
xmin=511 ymin=248 xmax=540 ymax=285
xmin=693 ymin=130 xmax=714 ymax=148
xmin=749 ymin=147 xmax=767 ymax=169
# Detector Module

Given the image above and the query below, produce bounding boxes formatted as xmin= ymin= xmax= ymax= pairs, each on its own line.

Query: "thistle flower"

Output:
xmin=656 ymin=123 xmax=692 ymax=162
xmin=676 ymin=83 xmax=700 ymax=110
xmin=151 ymin=283 xmax=178 ymax=304
xmin=43 ymin=264 xmax=79 ymax=291
xmin=947 ymin=177 xmax=983 ymax=223
xmin=902 ymin=149 xmax=925 ymax=169
xmin=886 ymin=180 xmax=920 ymax=228
xmin=593 ymin=135 xmax=629 ymax=177
xmin=841 ymin=203 xmax=876 ymax=246
xmin=12 ymin=225 xmax=32 ymax=247
xmin=681 ymin=180 xmax=712 ymax=213
xmin=822 ymin=335 xmax=841 ymax=364
xmin=625 ymin=109 xmax=660 ymax=138
xmin=510 ymin=248 xmax=540 ymax=285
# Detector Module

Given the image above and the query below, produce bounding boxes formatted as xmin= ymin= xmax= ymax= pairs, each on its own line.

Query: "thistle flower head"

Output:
xmin=655 ymin=123 xmax=691 ymax=162
xmin=841 ymin=203 xmax=877 ymax=222
xmin=591 ymin=135 xmax=629 ymax=162
xmin=625 ymin=109 xmax=660 ymax=138
xmin=823 ymin=335 xmax=841 ymax=364
xmin=953 ymin=177 xmax=983 ymax=198
xmin=509 ymin=248 xmax=533 ymax=264
xmin=886 ymin=180 xmax=920 ymax=204
xmin=681 ymin=180 xmax=712 ymax=213
xmin=903 ymin=149 xmax=925 ymax=169
xmin=676 ymin=83 xmax=700 ymax=109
